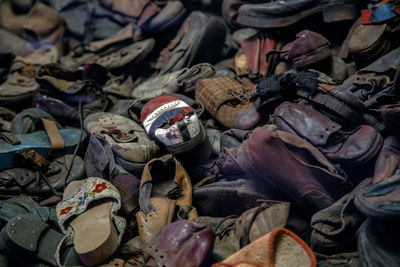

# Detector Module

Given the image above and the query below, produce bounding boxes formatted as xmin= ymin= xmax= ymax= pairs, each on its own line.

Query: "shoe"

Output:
xmin=35 ymin=63 xmax=109 ymax=125
xmin=0 ymin=153 xmax=84 ymax=197
xmin=156 ymin=11 xmax=227 ymax=74
xmin=84 ymin=112 xmax=160 ymax=172
xmin=132 ymin=63 xmax=215 ymax=99
xmin=0 ymin=125 xmax=84 ymax=170
xmin=236 ymin=125 xmax=349 ymax=215
xmin=236 ymin=0 xmax=359 ymax=29
xmin=0 ymin=47 xmax=58 ymax=108
xmin=209 ymin=201 xmax=291 ymax=261
xmin=10 ymin=108 xmax=61 ymax=135
xmin=373 ymin=135 xmax=400 ymax=184
xmin=56 ymin=177 xmax=126 ymax=266
xmin=195 ymin=77 xmax=252 ymax=129
xmin=358 ymin=219 xmax=400 ymax=267
xmin=273 ymin=102 xmax=383 ymax=166
xmin=136 ymin=155 xmax=197 ymax=244
xmin=141 ymin=95 xmax=206 ymax=154
xmin=142 ymin=218 xmax=213 ymax=267
xmin=310 ymin=178 xmax=370 ymax=254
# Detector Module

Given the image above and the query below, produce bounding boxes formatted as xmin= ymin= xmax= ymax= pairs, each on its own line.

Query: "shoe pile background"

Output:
xmin=0 ymin=0 xmax=400 ymax=266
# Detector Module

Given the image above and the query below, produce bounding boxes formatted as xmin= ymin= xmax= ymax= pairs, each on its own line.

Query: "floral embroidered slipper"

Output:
xmin=56 ymin=177 xmax=126 ymax=266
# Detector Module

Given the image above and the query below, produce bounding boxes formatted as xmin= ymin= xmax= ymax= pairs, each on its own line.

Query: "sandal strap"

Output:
xmin=41 ymin=118 xmax=64 ymax=157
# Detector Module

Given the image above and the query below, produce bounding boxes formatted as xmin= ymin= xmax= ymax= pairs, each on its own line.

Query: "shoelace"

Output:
xmin=214 ymin=215 xmax=238 ymax=240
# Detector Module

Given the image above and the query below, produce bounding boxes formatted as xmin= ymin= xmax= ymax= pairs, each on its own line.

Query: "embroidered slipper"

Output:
xmin=56 ymin=177 xmax=126 ymax=266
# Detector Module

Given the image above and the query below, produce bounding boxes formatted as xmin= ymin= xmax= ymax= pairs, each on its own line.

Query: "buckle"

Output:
xmin=14 ymin=149 xmax=49 ymax=172
xmin=103 ymin=126 xmax=137 ymax=143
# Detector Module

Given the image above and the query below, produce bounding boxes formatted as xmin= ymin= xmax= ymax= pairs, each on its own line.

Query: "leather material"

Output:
xmin=211 ymin=201 xmax=291 ymax=261
xmin=311 ymin=178 xmax=369 ymax=254
xmin=10 ymin=108 xmax=61 ymax=135
xmin=358 ymin=219 xmax=400 ymax=267
xmin=142 ymin=218 xmax=213 ymax=267
xmin=355 ymin=174 xmax=400 ymax=219
xmin=0 ymin=154 xmax=85 ymax=196
xmin=139 ymin=1 xmax=187 ymax=34
xmin=289 ymin=30 xmax=330 ymax=68
xmin=236 ymin=32 xmax=277 ymax=77
xmin=0 ymin=196 xmax=39 ymax=225
xmin=136 ymin=155 xmax=197 ymax=244
xmin=237 ymin=125 xmax=349 ymax=216
xmin=85 ymin=135 xmax=140 ymax=215
xmin=373 ymin=135 xmax=400 ymax=184
xmin=96 ymin=39 xmax=155 ymax=70
xmin=274 ymin=102 xmax=383 ymax=165
xmin=156 ymin=11 xmax=227 ymax=74
xmin=132 ymin=63 xmax=215 ymax=99
xmin=194 ymin=147 xmax=282 ymax=217
xmin=0 ymin=214 xmax=65 ymax=266
xmin=84 ymin=112 xmax=159 ymax=166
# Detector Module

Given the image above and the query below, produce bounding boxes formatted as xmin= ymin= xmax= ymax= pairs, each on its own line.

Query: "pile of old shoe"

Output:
xmin=0 ymin=0 xmax=400 ymax=266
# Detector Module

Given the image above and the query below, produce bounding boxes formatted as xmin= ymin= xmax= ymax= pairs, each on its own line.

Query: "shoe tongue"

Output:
xmin=83 ymin=64 xmax=108 ymax=85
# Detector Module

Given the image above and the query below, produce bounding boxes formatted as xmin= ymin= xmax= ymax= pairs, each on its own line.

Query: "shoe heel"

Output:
xmin=323 ymin=4 xmax=359 ymax=23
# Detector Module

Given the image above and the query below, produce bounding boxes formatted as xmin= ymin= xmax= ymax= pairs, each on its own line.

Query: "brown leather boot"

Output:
xmin=236 ymin=125 xmax=350 ymax=215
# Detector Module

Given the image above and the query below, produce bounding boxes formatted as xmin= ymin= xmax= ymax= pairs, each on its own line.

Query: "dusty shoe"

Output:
xmin=156 ymin=11 xmax=227 ymax=74
xmin=0 ymin=47 xmax=58 ymax=108
xmin=236 ymin=0 xmax=359 ymax=29
xmin=236 ymin=125 xmax=349 ymax=215
xmin=355 ymin=173 xmax=400 ymax=219
xmin=348 ymin=21 xmax=399 ymax=68
xmin=212 ymin=228 xmax=316 ymax=267
xmin=35 ymin=63 xmax=108 ymax=125
xmin=373 ymin=135 xmax=400 ymax=184
xmin=141 ymin=95 xmax=206 ymax=154
xmin=358 ymin=219 xmax=400 ymax=267
xmin=0 ymin=153 xmax=84 ymax=197
xmin=310 ymin=178 xmax=370 ymax=254
xmin=209 ymin=201 xmax=291 ymax=261
xmin=132 ymin=63 xmax=215 ymax=99
xmin=195 ymin=77 xmax=252 ymax=129
xmin=21 ymin=2 xmax=65 ymax=53
xmin=0 ymin=122 xmax=84 ymax=170
xmin=0 ymin=212 xmax=82 ymax=266
xmin=142 ymin=218 xmax=213 ymax=267
xmin=273 ymin=102 xmax=383 ymax=166
xmin=10 ymin=108 xmax=61 ymax=135
xmin=136 ymin=155 xmax=197 ymax=244
xmin=233 ymin=31 xmax=277 ymax=78
xmin=84 ymin=112 xmax=159 ymax=172
xmin=57 ymin=177 xmax=126 ymax=266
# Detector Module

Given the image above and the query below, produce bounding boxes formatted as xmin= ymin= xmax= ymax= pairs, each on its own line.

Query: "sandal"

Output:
xmin=56 ymin=177 xmax=126 ymax=266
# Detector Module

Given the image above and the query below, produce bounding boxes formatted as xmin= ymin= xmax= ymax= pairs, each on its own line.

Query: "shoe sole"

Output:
xmin=237 ymin=4 xmax=358 ymax=29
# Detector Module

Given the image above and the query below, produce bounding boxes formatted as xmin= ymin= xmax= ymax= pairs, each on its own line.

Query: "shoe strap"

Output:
xmin=0 ymin=132 xmax=20 ymax=145
xmin=41 ymin=118 xmax=64 ymax=157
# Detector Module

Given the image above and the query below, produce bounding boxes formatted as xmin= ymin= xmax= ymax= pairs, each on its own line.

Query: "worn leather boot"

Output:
xmin=236 ymin=0 xmax=359 ymax=29
xmin=236 ymin=125 xmax=350 ymax=215
xmin=207 ymin=201 xmax=291 ymax=261
xmin=274 ymin=102 xmax=383 ymax=166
